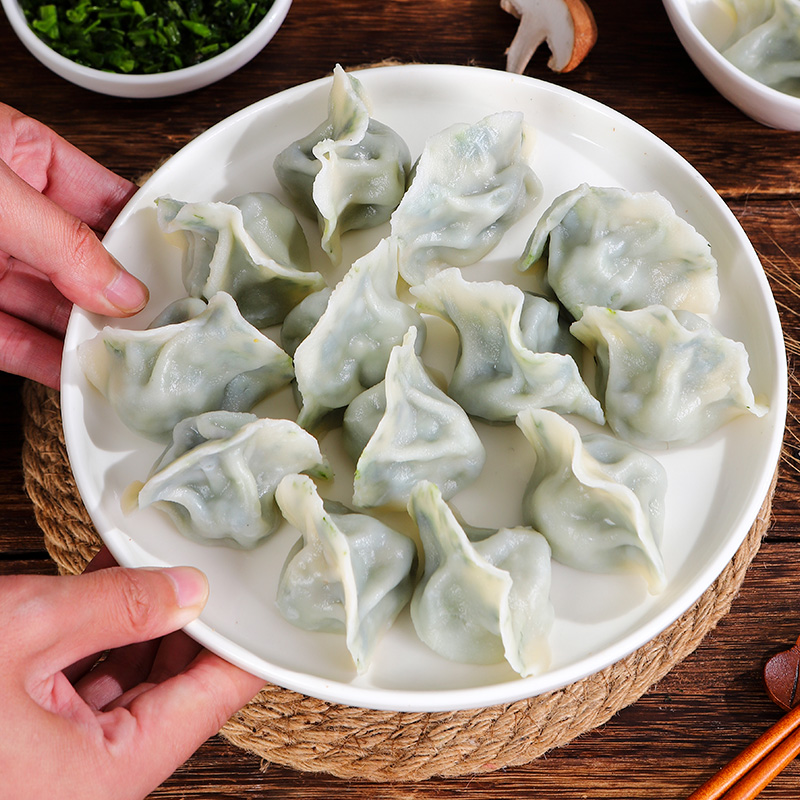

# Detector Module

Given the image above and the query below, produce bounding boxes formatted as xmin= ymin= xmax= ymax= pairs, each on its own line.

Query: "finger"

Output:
xmin=22 ymin=566 xmax=209 ymax=673
xmin=74 ymin=640 xmax=160 ymax=712
xmin=74 ymin=629 xmax=200 ymax=712
xmin=0 ymin=159 xmax=148 ymax=316
xmin=147 ymin=630 xmax=203 ymax=684
xmin=135 ymin=648 xmax=266 ymax=729
xmin=0 ymin=258 xmax=73 ymax=337
xmin=98 ymin=650 xmax=265 ymax=794
xmin=100 ymin=628 xmax=204 ymax=713
xmin=45 ymin=150 xmax=137 ymax=234
xmin=0 ymin=308 xmax=64 ymax=388
xmin=0 ymin=103 xmax=138 ymax=232
xmin=62 ymin=547 xmax=121 ymax=684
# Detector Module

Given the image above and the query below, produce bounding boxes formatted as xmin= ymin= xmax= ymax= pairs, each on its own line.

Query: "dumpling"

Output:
xmin=570 ymin=304 xmax=768 ymax=448
xmin=275 ymin=474 xmax=416 ymax=673
xmin=410 ymin=267 xmax=604 ymax=424
xmin=717 ymin=0 xmax=775 ymax=40
xmin=79 ymin=292 xmax=294 ymax=443
xmin=147 ymin=297 xmax=208 ymax=328
xmin=517 ymin=408 xmax=667 ymax=594
xmin=148 ymin=409 xmax=259 ymax=475
xmin=279 ymin=287 xmax=332 ymax=357
xmin=340 ymin=379 xmax=386 ymax=463
xmin=132 ymin=414 xmax=331 ymax=549
xmin=518 ymin=184 xmax=720 ymax=320
xmin=156 ymin=192 xmax=325 ymax=328
xmin=273 ymin=64 xmax=412 ymax=263
xmin=408 ymin=480 xmax=553 ymax=676
xmin=293 ymin=237 xmax=426 ymax=430
xmin=348 ymin=327 xmax=486 ymax=510
xmin=390 ymin=111 xmax=542 ymax=285
xmin=717 ymin=0 xmax=800 ymax=98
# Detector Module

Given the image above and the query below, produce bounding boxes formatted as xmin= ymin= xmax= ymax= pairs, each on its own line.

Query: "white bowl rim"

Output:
xmin=662 ymin=0 xmax=800 ymax=125
xmin=1 ymin=0 xmax=292 ymax=89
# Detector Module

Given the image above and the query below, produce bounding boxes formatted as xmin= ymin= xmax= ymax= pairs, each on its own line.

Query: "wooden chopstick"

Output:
xmin=719 ymin=724 xmax=800 ymax=799
xmin=688 ymin=701 xmax=800 ymax=800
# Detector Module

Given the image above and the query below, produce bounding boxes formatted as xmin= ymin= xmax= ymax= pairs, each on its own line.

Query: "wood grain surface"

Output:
xmin=3 ymin=0 xmax=800 ymax=797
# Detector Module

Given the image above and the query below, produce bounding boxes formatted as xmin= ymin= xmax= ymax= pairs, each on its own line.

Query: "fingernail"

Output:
xmin=162 ymin=566 xmax=209 ymax=609
xmin=104 ymin=262 xmax=149 ymax=314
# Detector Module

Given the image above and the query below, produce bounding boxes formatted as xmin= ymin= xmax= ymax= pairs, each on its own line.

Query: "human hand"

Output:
xmin=0 ymin=549 xmax=266 ymax=800
xmin=0 ymin=103 xmax=149 ymax=388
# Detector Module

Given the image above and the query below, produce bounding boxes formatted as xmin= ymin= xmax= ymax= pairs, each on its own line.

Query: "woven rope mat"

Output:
xmin=21 ymin=379 xmax=776 ymax=782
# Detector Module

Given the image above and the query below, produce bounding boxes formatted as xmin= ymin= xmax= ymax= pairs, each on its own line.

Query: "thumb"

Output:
xmin=22 ymin=566 xmax=209 ymax=674
xmin=0 ymin=159 xmax=148 ymax=316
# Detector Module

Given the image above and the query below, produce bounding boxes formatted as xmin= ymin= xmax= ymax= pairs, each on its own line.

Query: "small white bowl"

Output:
xmin=1 ymin=0 xmax=292 ymax=98
xmin=662 ymin=0 xmax=800 ymax=130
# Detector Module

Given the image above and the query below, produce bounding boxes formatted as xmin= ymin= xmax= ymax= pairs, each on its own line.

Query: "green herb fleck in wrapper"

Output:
xmin=19 ymin=0 xmax=275 ymax=74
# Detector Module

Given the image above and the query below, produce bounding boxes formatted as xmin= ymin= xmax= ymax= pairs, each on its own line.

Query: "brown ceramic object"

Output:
xmin=764 ymin=635 xmax=800 ymax=712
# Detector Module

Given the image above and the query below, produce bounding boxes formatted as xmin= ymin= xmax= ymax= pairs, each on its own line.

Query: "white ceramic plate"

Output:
xmin=61 ymin=64 xmax=787 ymax=712
xmin=662 ymin=0 xmax=800 ymax=130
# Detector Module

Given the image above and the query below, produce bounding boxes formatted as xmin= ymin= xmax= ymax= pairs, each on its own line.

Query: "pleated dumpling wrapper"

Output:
xmin=390 ymin=110 xmax=542 ymax=286
xmin=570 ymin=304 xmax=768 ymax=449
xmin=408 ymin=479 xmax=553 ymax=677
xmin=79 ymin=291 xmax=294 ymax=443
xmin=156 ymin=192 xmax=326 ymax=329
xmin=132 ymin=412 xmax=331 ymax=549
xmin=716 ymin=0 xmax=800 ymax=98
xmin=517 ymin=408 xmax=667 ymax=594
xmin=519 ymin=183 xmax=720 ymax=320
xmin=275 ymin=474 xmax=416 ymax=673
xmin=274 ymin=63 xmax=412 ymax=264
xmin=293 ymin=237 xmax=426 ymax=431
xmin=411 ymin=266 xmax=603 ymax=425
xmin=345 ymin=327 xmax=486 ymax=510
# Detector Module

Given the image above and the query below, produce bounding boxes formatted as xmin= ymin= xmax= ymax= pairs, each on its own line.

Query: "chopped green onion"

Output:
xmin=180 ymin=18 xmax=211 ymax=37
xmin=32 ymin=4 xmax=59 ymax=39
xmin=19 ymin=0 xmax=275 ymax=74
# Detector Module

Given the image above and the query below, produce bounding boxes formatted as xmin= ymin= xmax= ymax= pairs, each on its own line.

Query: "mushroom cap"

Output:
xmin=501 ymin=0 xmax=598 ymax=74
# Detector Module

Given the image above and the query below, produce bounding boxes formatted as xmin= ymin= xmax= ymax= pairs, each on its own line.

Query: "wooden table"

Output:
xmin=3 ymin=0 xmax=800 ymax=796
